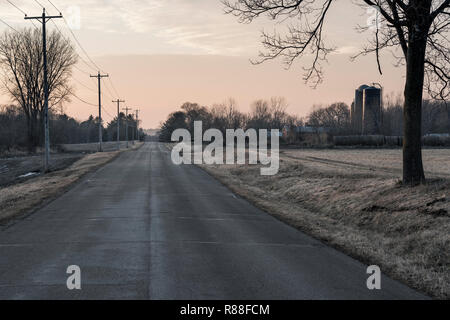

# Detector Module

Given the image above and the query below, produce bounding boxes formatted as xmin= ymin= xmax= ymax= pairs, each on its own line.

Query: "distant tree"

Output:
xmin=181 ymin=102 xmax=211 ymax=133
xmin=248 ymin=100 xmax=271 ymax=130
xmin=159 ymin=111 xmax=187 ymax=142
xmin=211 ymin=98 xmax=247 ymax=132
xmin=80 ymin=115 xmax=97 ymax=143
xmin=0 ymin=104 xmax=27 ymax=151
xmin=382 ymin=94 xmax=404 ymax=136
xmin=0 ymin=28 xmax=77 ymax=150
xmin=308 ymin=102 xmax=351 ymax=134
xmin=223 ymin=0 xmax=450 ymax=184
xmin=422 ymin=100 xmax=449 ymax=134
xmin=106 ymin=112 xmax=126 ymax=141
xmin=269 ymin=97 xmax=289 ymax=130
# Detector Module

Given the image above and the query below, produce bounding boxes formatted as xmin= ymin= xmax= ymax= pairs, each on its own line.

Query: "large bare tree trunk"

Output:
xmin=447 ymin=106 xmax=450 ymax=133
xmin=402 ymin=8 xmax=429 ymax=185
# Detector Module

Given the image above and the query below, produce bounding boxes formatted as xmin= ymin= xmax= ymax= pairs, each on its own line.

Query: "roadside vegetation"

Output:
xmin=199 ymin=148 xmax=449 ymax=299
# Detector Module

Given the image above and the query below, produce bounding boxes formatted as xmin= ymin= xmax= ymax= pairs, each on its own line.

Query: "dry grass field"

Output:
xmin=199 ymin=147 xmax=450 ymax=299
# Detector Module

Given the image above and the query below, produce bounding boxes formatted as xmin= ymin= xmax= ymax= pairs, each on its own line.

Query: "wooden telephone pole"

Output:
xmin=90 ymin=72 xmax=109 ymax=152
xmin=135 ymin=108 xmax=140 ymax=142
xmin=25 ymin=8 xmax=62 ymax=172
xmin=113 ymin=99 xmax=125 ymax=150
xmin=122 ymin=106 xmax=132 ymax=148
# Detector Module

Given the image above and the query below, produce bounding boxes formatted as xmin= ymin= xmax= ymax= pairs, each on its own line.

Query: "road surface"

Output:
xmin=0 ymin=142 xmax=426 ymax=299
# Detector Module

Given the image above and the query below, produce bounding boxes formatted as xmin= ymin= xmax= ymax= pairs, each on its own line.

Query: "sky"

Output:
xmin=0 ymin=0 xmax=407 ymax=128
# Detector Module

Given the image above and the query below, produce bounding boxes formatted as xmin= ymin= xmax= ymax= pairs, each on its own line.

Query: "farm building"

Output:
xmin=351 ymin=84 xmax=383 ymax=135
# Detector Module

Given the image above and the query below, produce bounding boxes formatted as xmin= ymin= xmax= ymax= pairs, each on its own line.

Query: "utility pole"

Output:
xmin=122 ymin=106 xmax=131 ymax=148
xmin=135 ymin=109 xmax=140 ymax=142
xmin=90 ymin=72 xmax=109 ymax=152
xmin=25 ymin=8 xmax=62 ymax=172
xmin=113 ymin=99 xmax=125 ymax=150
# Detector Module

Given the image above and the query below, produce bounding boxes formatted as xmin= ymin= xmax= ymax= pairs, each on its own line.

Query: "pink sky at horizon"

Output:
xmin=0 ymin=0 xmax=408 ymax=128
xmin=80 ymin=53 xmax=405 ymax=129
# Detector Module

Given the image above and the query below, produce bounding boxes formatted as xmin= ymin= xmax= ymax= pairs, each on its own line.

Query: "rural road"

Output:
xmin=0 ymin=142 xmax=426 ymax=299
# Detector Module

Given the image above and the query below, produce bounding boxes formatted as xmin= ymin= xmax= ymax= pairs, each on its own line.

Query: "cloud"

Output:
xmin=335 ymin=46 xmax=360 ymax=55
xmin=0 ymin=0 xmax=363 ymax=57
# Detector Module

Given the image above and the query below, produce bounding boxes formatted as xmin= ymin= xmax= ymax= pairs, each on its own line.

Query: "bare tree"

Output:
xmin=269 ymin=97 xmax=289 ymax=129
xmin=249 ymin=99 xmax=271 ymax=130
xmin=223 ymin=0 xmax=449 ymax=185
xmin=308 ymin=102 xmax=351 ymax=134
xmin=0 ymin=28 xmax=77 ymax=150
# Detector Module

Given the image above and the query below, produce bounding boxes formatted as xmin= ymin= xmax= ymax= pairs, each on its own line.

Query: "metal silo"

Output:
xmin=353 ymin=84 xmax=369 ymax=134
xmin=362 ymin=86 xmax=382 ymax=135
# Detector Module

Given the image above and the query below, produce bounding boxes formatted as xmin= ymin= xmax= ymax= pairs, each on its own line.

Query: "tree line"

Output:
xmin=159 ymin=96 xmax=449 ymax=142
xmin=0 ymin=104 xmax=143 ymax=153
xmin=159 ymin=98 xmax=301 ymax=142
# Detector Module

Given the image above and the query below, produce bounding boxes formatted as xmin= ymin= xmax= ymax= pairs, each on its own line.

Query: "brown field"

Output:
xmin=199 ymin=147 xmax=450 ymax=299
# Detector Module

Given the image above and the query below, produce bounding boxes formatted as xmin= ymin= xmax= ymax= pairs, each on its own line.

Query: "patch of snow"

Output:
xmin=18 ymin=172 xmax=40 ymax=178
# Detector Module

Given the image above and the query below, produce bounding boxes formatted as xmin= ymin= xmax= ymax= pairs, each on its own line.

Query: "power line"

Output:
xmin=47 ymin=0 xmax=62 ymax=15
xmin=62 ymin=17 xmax=102 ymax=72
xmin=103 ymin=80 xmax=117 ymax=101
xmin=6 ymin=0 xmax=26 ymax=15
xmin=71 ymin=92 xmax=98 ymax=107
xmin=100 ymin=91 xmax=116 ymax=115
xmin=0 ymin=17 xmax=18 ymax=32
xmin=102 ymin=105 xmax=114 ymax=119
xmin=73 ymin=76 xmax=97 ymax=92
xmin=49 ymin=20 xmax=102 ymax=93
xmin=5 ymin=1 xmax=39 ymax=29
xmin=46 ymin=1 xmax=123 ymax=102
xmin=47 ymin=2 xmax=113 ymax=98
xmin=73 ymin=64 xmax=92 ymax=76
xmin=101 ymin=96 xmax=116 ymax=115
xmin=33 ymin=0 xmax=44 ymax=9
xmin=108 ymin=76 xmax=121 ymax=98
xmin=49 ymin=19 xmax=96 ymax=74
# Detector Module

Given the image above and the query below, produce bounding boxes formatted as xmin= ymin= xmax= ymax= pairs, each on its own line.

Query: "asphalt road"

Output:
xmin=0 ymin=142 xmax=427 ymax=299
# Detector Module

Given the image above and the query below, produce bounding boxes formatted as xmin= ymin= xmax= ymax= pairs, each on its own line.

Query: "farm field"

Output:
xmin=282 ymin=148 xmax=450 ymax=178
xmin=199 ymin=147 xmax=450 ymax=298
xmin=0 ymin=153 xmax=83 ymax=187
